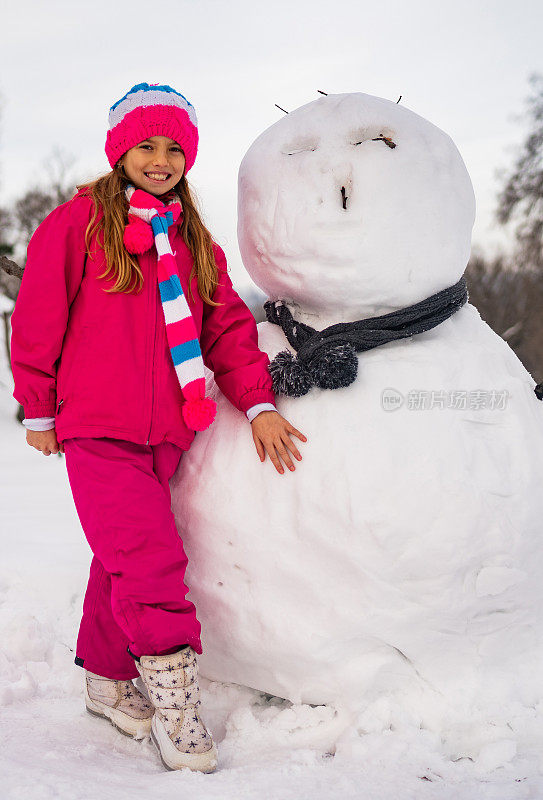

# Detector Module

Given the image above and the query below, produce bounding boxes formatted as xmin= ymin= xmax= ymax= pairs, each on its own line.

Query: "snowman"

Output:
xmin=171 ymin=92 xmax=543 ymax=742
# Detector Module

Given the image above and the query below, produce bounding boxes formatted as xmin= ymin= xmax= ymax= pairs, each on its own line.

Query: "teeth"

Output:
xmin=146 ymin=173 xmax=170 ymax=181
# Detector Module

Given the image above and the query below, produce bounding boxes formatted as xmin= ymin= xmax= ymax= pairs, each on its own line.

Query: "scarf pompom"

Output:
xmin=268 ymin=350 xmax=312 ymax=397
xmin=307 ymin=341 xmax=358 ymax=390
xmin=123 ymin=217 xmax=155 ymax=254
xmin=182 ymin=396 xmax=217 ymax=431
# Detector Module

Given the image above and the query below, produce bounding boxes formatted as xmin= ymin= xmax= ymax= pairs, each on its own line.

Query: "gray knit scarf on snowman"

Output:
xmin=265 ymin=276 xmax=470 ymax=397
xmin=265 ymin=274 xmax=543 ymax=401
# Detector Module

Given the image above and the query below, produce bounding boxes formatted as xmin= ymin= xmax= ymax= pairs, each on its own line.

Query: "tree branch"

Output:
xmin=0 ymin=254 xmax=23 ymax=281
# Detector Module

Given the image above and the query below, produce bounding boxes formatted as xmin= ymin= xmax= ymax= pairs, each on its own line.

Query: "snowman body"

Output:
xmin=170 ymin=93 xmax=543 ymax=719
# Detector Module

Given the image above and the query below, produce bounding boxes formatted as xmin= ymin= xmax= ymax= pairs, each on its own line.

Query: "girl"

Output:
xmin=10 ymin=82 xmax=306 ymax=774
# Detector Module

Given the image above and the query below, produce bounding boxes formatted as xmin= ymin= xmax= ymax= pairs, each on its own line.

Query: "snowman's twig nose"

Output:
xmin=341 ymin=186 xmax=348 ymax=210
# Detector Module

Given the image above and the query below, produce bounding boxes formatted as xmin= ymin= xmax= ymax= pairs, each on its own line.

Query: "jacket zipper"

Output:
xmin=56 ymin=399 xmax=64 ymax=414
xmin=146 ymin=269 xmax=158 ymax=445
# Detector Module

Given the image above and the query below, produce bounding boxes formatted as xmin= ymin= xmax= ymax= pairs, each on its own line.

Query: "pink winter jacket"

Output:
xmin=10 ymin=189 xmax=275 ymax=450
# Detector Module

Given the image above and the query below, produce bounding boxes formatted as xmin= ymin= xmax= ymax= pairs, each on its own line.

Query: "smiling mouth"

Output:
xmin=144 ymin=172 xmax=172 ymax=182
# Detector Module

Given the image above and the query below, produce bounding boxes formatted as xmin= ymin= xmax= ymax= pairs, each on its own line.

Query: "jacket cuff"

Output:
xmin=22 ymin=417 xmax=56 ymax=431
xmin=238 ymin=388 xmax=276 ymax=414
xmin=246 ymin=402 xmax=277 ymax=423
xmin=23 ymin=400 xmax=57 ymax=418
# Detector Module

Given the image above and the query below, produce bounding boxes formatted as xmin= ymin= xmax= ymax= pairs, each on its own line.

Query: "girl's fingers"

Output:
xmin=282 ymin=434 xmax=302 ymax=461
xmin=264 ymin=441 xmax=285 ymax=474
xmin=287 ymin=424 xmax=307 ymax=442
xmin=254 ymin=418 xmax=307 ymax=472
xmin=274 ymin=440 xmax=295 ymax=472
xmin=254 ymin=435 xmax=266 ymax=462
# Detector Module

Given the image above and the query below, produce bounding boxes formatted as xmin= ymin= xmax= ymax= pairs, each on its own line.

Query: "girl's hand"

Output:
xmin=250 ymin=410 xmax=307 ymax=474
xmin=26 ymin=428 xmax=64 ymax=456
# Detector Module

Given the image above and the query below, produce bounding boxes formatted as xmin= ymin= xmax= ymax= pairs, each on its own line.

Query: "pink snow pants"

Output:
xmin=64 ymin=437 xmax=202 ymax=680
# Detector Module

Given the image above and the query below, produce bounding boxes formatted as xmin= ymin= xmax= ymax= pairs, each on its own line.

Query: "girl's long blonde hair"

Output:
xmin=76 ymin=166 xmax=219 ymax=305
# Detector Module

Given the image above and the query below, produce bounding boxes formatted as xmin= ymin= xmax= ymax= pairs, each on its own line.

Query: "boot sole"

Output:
xmin=150 ymin=716 xmax=218 ymax=773
xmin=85 ymin=702 xmax=152 ymax=739
xmin=85 ymin=705 xmax=138 ymax=738
xmin=150 ymin=728 xmax=176 ymax=771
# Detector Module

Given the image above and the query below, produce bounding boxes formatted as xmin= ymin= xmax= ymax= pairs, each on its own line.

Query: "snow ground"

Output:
xmin=1 ymin=316 xmax=543 ymax=799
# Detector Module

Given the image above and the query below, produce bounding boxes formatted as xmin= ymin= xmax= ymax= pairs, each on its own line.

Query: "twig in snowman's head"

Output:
xmin=396 ymin=95 xmax=402 ymax=104
xmin=372 ymin=135 xmax=396 ymax=149
xmin=318 ymin=90 xmax=328 ymax=95
xmin=275 ymin=104 xmax=289 ymax=114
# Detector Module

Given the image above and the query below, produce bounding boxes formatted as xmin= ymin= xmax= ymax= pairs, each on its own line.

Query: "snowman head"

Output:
xmin=238 ymin=92 xmax=476 ymax=318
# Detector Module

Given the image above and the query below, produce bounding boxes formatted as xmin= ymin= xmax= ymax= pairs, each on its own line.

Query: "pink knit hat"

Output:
xmin=105 ymin=82 xmax=199 ymax=172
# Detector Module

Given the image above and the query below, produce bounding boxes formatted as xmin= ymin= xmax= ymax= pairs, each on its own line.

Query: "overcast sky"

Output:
xmin=2 ymin=0 xmax=542 ymax=288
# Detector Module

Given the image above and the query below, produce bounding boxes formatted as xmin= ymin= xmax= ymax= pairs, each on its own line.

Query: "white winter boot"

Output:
xmin=84 ymin=670 xmax=153 ymax=738
xmin=135 ymin=646 xmax=218 ymax=773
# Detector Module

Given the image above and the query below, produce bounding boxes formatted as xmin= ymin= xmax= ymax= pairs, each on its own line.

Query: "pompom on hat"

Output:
xmin=105 ymin=82 xmax=199 ymax=172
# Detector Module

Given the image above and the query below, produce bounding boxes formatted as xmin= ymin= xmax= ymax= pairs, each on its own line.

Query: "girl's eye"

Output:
xmin=139 ymin=144 xmax=182 ymax=152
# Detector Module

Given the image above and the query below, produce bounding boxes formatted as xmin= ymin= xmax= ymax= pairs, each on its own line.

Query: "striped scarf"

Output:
xmin=123 ymin=184 xmax=216 ymax=431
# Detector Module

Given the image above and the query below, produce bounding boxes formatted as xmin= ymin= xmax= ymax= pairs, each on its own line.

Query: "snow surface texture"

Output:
xmin=171 ymin=92 xmax=543 ymax=768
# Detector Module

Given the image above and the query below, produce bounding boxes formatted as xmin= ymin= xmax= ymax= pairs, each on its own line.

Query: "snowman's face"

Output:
xmin=238 ymin=93 xmax=476 ymax=316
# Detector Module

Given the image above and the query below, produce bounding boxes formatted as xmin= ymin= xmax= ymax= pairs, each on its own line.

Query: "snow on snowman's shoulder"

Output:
xmin=256 ymin=319 xmax=292 ymax=360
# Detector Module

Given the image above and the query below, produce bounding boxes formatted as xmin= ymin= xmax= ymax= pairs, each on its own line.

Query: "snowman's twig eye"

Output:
xmin=353 ymin=135 xmax=396 ymax=149
xmin=284 ymin=147 xmax=318 ymax=155
xmin=374 ymin=135 xmax=396 ymax=148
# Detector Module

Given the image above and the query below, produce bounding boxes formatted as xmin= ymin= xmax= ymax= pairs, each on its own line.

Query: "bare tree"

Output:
xmin=1 ymin=147 xmax=78 ymax=423
xmin=13 ymin=147 xmax=77 ymax=253
xmin=0 ymin=95 xmax=21 ymax=411
xmin=466 ymin=249 xmax=543 ymax=382
xmin=496 ymin=72 xmax=543 ymax=273
xmin=0 ymin=94 xmax=17 ymax=294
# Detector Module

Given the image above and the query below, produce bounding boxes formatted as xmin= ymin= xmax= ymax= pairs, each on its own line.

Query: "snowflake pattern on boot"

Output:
xmin=136 ymin=647 xmax=215 ymax=757
xmin=86 ymin=672 xmax=153 ymax=721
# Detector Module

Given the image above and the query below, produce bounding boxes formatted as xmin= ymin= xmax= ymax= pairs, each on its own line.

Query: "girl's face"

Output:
xmin=119 ymin=135 xmax=186 ymax=195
